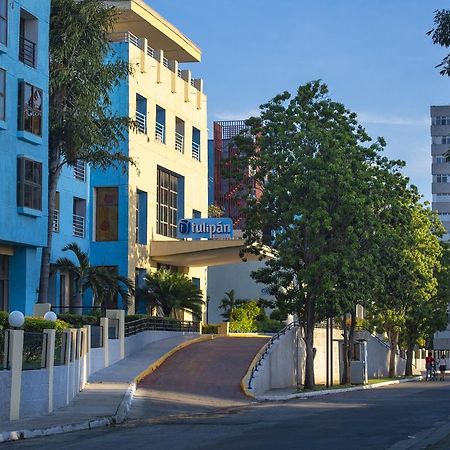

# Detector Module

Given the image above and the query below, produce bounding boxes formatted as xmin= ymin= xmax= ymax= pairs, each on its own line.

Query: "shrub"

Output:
xmin=257 ymin=319 xmax=284 ymax=333
xmin=125 ymin=314 xmax=147 ymax=322
xmin=229 ymin=301 xmax=261 ymax=333
xmin=0 ymin=311 xmax=8 ymax=330
xmin=23 ymin=317 xmax=70 ymax=333
xmin=57 ymin=313 xmax=99 ymax=328
xmin=270 ymin=309 xmax=288 ymax=322
xmin=202 ymin=324 xmax=219 ymax=334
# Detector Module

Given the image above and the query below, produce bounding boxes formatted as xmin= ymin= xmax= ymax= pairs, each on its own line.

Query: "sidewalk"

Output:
xmin=0 ymin=334 xmax=206 ymax=442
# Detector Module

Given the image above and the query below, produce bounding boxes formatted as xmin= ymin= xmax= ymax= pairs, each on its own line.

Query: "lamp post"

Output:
xmin=8 ymin=311 xmax=25 ymax=329
xmin=44 ymin=311 xmax=57 ymax=323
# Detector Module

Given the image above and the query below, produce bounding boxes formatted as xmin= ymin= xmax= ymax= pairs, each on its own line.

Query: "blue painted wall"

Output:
xmin=0 ymin=0 xmax=50 ymax=314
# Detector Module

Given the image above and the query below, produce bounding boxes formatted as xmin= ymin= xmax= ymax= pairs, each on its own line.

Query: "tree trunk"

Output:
xmin=341 ymin=309 xmax=357 ymax=385
xmin=303 ymin=293 xmax=316 ymax=389
xmin=38 ymin=145 xmax=61 ymax=304
xmin=405 ymin=335 xmax=416 ymax=377
xmin=73 ymin=291 xmax=83 ymax=315
xmin=388 ymin=329 xmax=398 ymax=378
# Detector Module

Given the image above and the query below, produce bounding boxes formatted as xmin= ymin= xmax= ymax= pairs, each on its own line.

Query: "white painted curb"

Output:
xmin=254 ymin=376 xmax=423 ymax=402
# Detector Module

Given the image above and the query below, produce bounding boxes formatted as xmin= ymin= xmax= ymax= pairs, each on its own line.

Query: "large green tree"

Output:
xmin=38 ymin=0 xmax=134 ymax=303
xmin=233 ymin=81 xmax=403 ymax=389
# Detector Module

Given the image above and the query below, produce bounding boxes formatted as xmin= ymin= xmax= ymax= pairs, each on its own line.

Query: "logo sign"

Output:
xmin=177 ymin=218 xmax=233 ymax=240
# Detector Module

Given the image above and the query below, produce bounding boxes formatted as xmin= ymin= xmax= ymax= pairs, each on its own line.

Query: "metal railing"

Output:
xmin=136 ymin=111 xmax=147 ymax=133
xmin=147 ymin=45 xmax=154 ymax=58
xmin=192 ymin=141 xmax=200 ymax=161
xmin=73 ymin=214 xmax=85 ymax=238
xmin=155 ymin=122 xmax=165 ymax=143
xmin=0 ymin=330 xmax=9 ymax=370
xmin=125 ymin=317 xmax=200 ymax=337
xmin=52 ymin=209 xmax=59 ymax=233
xmin=108 ymin=31 xmax=141 ymax=49
xmin=175 ymin=132 xmax=184 ymax=153
xmin=51 ymin=305 xmax=106 ymax=316
xmin=22 ymin=332 xmax=47 ymax=370
xmin=19 ymin=35 xmax=36 ymax=67
xmin=73 ymin=160 xmax=86 ymax=182
xmin=247 ymin=321 xmax=298 ymax=390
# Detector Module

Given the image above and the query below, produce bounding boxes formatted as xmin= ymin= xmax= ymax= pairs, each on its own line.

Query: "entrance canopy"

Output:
xmin=150 ymin=239 xmax=274 ymax=267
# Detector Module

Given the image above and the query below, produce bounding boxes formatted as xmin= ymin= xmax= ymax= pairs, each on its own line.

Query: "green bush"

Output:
xmin=0 ymin=311 xmax=8 ymax=330
xmin=202 ymin=324 xmax=219 ymax=334
xmin=269 ymin=309 xmax=288 ymax=322
xmin=257 ymin=319 xmax=284 ymax=333
xmin=57 ymin=313 xmax=99 ymax=328
xmin=125 ymin=314 xmax=147 ymax=322
xmin=23 ymin=317 xmax=70 ymax=333
xmin=229 ymin=301 xmax=261 ymax=333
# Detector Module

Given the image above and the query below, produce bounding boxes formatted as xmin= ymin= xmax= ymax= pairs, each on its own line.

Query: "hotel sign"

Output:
xmin=177 ymin=218 xmax=233 ymax=240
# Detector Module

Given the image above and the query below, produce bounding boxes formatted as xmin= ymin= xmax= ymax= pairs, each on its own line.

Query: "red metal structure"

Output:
xmin=213 ymin=120 xmax=261 ymax=229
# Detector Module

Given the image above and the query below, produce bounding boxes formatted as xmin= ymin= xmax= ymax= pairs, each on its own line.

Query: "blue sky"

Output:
xmin=148 ymin=0 xmax=450 ymax=201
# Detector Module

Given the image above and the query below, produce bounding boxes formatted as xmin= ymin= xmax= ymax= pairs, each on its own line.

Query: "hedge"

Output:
xmin=56 ymin=313 xmax=99 ymax=328
xmin=202 ymin=324 xmax=219 ymax=334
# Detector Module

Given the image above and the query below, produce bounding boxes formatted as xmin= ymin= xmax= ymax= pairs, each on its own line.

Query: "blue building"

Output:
xmin=0 ymin=0 xmax=50 ymax=315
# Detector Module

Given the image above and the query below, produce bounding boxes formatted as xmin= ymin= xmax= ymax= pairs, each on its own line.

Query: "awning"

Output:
xmin=150 ymin=239 xmax=274 ymax=267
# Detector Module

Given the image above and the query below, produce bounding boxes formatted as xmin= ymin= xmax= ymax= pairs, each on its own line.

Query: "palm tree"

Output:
xmin=219 ymin=289 xmax=238 ymax=319
xmin=137 ymin=270 xmax=204 ymax=319
xmin=53 ymin=243 xmax=134 ymax=313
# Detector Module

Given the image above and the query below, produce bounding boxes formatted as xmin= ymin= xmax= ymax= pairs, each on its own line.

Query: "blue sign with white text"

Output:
xmin=177 ymin=218 xmax=234 ymax=240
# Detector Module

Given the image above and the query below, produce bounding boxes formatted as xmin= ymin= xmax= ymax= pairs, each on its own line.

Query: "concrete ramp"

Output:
xmin=129 ymin=336 xmax=268 ymax=420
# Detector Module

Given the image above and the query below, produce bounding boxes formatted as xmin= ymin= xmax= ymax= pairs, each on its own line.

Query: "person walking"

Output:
xmin=425 ymin=352 xmax=435 ymax=381
xmin=438 ymin=354 xmax=447 ymax=381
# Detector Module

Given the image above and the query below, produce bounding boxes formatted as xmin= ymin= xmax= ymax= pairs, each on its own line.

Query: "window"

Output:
xmin=19 ymin=10 xmax=37 ymax=67
xmin=0 ymin=68 xmax=5 ymax=121
xmin=18 ymin=82 xmax=42 ymax=136
xmin=437 ymin=174 xmax=450 ymax=183
xmin=434 ymin=193 xmax=450 ymax=201
xmin=433 ymin=136 xmax=450 ymax=145
xmin=53 ymin=192 xmax=60 ymax=233
xmin=433 ymin=116 xmax=450 ymax=126
xmin=0 ymin=255 xmax=8 ymax=311
xmin=155 ymin=105 xmax=165 ymax=143
xmin=73 ymin=160 xmax=86 ymax=182
xmin=192 ymin=209 xmax=201 ymax=219
xmin=73 ymin=197 xmax=86 ymax=238
xmin=157 ymin=168 xmax=178 ymax=238
xmin=175 ymin=117 xmax=184 ymax=153
xmin=0 ymin=0 xmax=7 ymax=46
xmin=436 ymin=156 xmax=448 ymax=164
xmin=136 ymin=189 xmax=148 ymax=244
xmin=192 ymin=127 xmax=200 ymax=161
xmin=17 ymin=157 xmax=42 ymax=210
xmin=95 ymin=187 xmax=118 ymax=241
xmin=136 ymin=94 xmax=147 ymax=134
xmin=191 ymin=277 xmax=200 ymax=290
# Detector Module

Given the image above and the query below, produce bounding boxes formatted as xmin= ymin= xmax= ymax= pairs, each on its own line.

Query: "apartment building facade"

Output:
xmin=0 ymin=0 xmax=50 ymax=314
xmin=431 ymin=105 xmax=450 ymax=241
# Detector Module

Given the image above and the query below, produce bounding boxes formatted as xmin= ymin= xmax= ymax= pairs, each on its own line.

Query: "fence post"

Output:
xmin=63 ymin=329 xmax=71 ymax=405
xmin=83 ymin=325 xmax=91 ymax=379
xmin=76 ymin=329 xmax=83 ymax=391
xmin=106 ymin=309 xmax=125 ymax=360
xmin=44 ymin=329 xmax=55 ymax=413
xmin=8 ymin=329 xmax=24 ymax=420
xmin=198 ymin=322 xmax=203 ymax=334
xmin=100 ymin=317 xmax=109 ymax=368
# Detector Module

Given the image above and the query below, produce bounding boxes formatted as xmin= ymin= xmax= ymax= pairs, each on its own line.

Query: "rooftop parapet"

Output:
xmin=105 ymin=0 xmax=201 ymax=62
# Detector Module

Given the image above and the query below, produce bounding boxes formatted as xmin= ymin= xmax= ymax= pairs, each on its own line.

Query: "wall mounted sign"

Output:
xmin=177 ymin=218 xmax=233 ymax=240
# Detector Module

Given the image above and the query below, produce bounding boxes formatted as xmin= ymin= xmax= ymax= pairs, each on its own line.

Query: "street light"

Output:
xmin=44 ymin=311 xmax=57 ymax=322
xmin=8 ymin=311 xmax=25 ymax=329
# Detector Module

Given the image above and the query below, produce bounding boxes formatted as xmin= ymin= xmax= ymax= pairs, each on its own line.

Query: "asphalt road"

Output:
xmin=4 ymin=338 xmax=450 ymax=450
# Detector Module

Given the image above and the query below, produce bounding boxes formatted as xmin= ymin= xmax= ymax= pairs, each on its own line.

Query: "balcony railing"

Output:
xmin=73 ymin=160 xmax=86 ymax=182
xmin=136 ymin=111 xmax=147 ymax=134
xmin=175 ymin=132 xmax=184 ymax=153
xmin=19 ymin=35 xmax=36 ymax=67
xmin=73 ymin=214 xmax=85 ymax=238
xmin=192 ymin=142 xmax=200 ymax=161
xmin=52 ymin=210 xmax=59 ymax=233
xmin=155 ymin=122 xmax=165 ymax=143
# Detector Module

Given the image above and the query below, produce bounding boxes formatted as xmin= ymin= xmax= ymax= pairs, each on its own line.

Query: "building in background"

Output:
xmin=0 ymin=0 xmax=50 ymax=314
xmin=431 ymin=105 xmax=450 ymax=242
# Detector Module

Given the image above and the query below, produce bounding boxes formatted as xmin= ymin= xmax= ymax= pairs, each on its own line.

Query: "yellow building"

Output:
xmin=91 ymin=0 xmax=208 ymax=319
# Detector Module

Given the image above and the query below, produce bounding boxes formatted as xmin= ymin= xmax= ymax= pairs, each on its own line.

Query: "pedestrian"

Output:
xmin=438 ymin=354 xmax=447 ymax=381
xmin=425 ymin=352 xmax=435 ymax=381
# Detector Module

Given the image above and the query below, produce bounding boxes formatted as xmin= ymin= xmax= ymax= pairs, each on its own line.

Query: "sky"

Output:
xmin=147 ymin=0 xmax=450 ymax=202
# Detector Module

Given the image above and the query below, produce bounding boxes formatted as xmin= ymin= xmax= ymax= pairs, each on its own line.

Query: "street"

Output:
xmin=3 ymin=380 xmax=450 ymax=450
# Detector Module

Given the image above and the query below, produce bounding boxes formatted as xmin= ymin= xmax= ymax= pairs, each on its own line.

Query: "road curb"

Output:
xmin=254 ymin=376 xmax=423 ymax=402
xmin=0 ymin=335 xmax=213 ymax=444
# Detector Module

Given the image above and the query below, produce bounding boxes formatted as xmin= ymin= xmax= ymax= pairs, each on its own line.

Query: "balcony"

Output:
xmin=73 ymin=214 xmax=85 ymax=238
xmin=192 ymin=142 xmax=200 ymax=161
xmin=73 ymin=160 xmax=86 ymax=182
xmin=52 ymin=210 xmax=59 ymax=233
xmin=175 ymin=132 xmax=184 ymax=153
xmin=155 ymin=122 xmax=165 ymax=143
xmin=19 ymin=35 xmax=36 ymax=67
xmin=136 ymin=111 xmax=147 ymax=134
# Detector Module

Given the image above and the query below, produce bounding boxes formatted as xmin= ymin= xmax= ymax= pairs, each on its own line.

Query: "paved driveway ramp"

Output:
xmin=129 ymin=337 xmax=267 ymax=420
